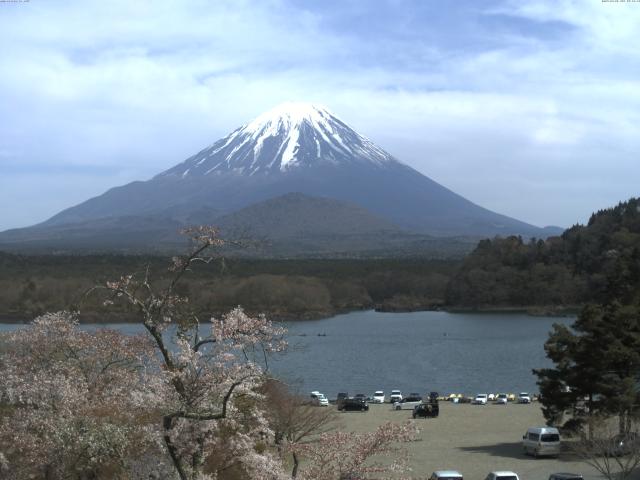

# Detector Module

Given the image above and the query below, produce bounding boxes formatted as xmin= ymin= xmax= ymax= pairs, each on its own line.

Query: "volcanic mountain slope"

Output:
xmin=0 ymin=102 xmax=561 ymax=253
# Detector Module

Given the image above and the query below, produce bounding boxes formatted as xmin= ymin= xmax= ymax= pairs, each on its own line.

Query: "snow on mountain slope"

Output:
xmin=158 ymin=102 xmax=400 ymax=177
xmin=1 ymin=101 xmax=563 ymax=250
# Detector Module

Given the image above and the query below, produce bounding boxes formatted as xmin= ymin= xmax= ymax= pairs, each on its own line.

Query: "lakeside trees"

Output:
xmin=0 ymin=227 xmax=419 ymax=480
xmin=446 ymin=197 xmax=640 ymax=309
xmin=531 ymin=199 xmax=640 ymax=478
xmin=535 ymin=303 xmax=640 ymax=436
xmin=0 ymin=254 xmax=458 ymax=322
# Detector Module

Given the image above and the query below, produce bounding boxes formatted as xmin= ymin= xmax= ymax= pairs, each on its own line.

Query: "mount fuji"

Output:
xmin=0 ymin=102 xmax=561 ymax=254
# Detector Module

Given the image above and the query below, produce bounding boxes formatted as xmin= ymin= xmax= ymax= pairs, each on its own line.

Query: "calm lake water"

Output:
xmin=0 ymin=310 xmax=572 ymax=399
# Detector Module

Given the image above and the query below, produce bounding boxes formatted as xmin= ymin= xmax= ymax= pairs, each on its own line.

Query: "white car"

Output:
xmin=473 ymin=393 xmax=488 ymax=405
xmin=389 ymin=390 xmax=403 ymax=403
xmin=488 ymin=393 xmax=496 ymax=401
xmin=484 ymin=472 xmax=519 ymax=480
xmin=430 ymin=470 xmax=463 ymax=480
xmin=523 ymin=426 xmax=561 ymax=457
xmin=495 ymin=393 xmax=508 ymax=405
xmin=372 ymin=391 xmax=385 ymax=403
xmin=310 ymin=391 xmax=329 ymax=406
xmin=517 ymin=392 xmax=531 ymax=404
xmin=393 ymin=394 xmax=423 ymax=410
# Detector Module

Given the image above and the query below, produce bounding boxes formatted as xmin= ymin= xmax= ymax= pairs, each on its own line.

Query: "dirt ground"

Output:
xmin=332 ymin=401 xmax=640 ymax=480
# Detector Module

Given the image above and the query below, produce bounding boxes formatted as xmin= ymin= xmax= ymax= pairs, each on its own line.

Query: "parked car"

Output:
xmin=338 ymin=397 xmax=369 ymax=412
xmin=548 ymin=474 xmax=583 ymax=480
xmin=484 ymin=471 xmax=519 ymax=480
xmin=607 ymin=432 xmax=640 ymax=456
xmin=473 ymin=393 xmax=488 ymax=405
xmin=495 ymin=393 xmax=508 ymax=405
xmin=413 ymin=401 xmax=439 ymax=418
xmin=336 ymin=392 xmax=349 ymax=409
xmin=393 ymin=394 xmax=423 ymax=410
xmin=310 ymin=391 xmax=329 ymax=406
xmin=523 ymin=426 xmax=561 ymax=457
xmin=507 ymin=393 xmax=516 ymax=402
xmin=389 ymin=390 xmax=403 ymax=403
xmin=488 ymin=393 xmax=496 ymax=401
xmin=517 ymin=392 xmax=531 ymax=404
xmin=354 ymin=393 xmax=367 ymax=401
xmin=372 ymin=390 xmax=385 ymax=403
xmin=429 ymin=470 xmax=463 ymax=480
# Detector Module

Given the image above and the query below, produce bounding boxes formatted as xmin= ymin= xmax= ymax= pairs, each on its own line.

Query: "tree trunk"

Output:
xmin=291 ymin=452 xmax=300 ymax=478
xmin=588 ymin=393 xmax=594 ymax=441
xmin=164 ymin=415 xmax=189 ymax=480
xmin=191 ymin=436 xmax=205 ymax=480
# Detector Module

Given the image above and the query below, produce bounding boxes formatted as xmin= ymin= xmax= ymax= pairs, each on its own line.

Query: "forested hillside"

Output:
xmin=445 ymin=198 xmax=640 ymax=309
xmin=0 ymin=254 xmax=458 ymax=322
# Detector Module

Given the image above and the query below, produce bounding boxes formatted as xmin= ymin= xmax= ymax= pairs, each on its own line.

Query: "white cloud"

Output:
xmin=0 ymin=0 xmax=638 ymax=230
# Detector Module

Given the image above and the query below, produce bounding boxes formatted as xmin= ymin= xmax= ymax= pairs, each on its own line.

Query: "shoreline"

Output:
xmin=0 ymin=304 xmax=579 ymax=324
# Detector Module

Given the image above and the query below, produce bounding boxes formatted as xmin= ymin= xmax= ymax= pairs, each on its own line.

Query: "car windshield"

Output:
xmin=496 ymin=476 xmax=518 ymax=480
xmin=498 ymin=394 xmax=507 ymax=398
xmin=391 ymin=391 xmax=401 ymax=395
xmin=541 ymin=433 xmax=560 ymax=442
xmin=374 ymin=392 xmax=383 ymax=396
xmin=519 ymin=393 xmax=529 ymax=396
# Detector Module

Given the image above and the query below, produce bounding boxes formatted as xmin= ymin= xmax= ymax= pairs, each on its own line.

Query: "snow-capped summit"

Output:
xmin=159 ymin=102 xmax=399 ymax=177
xmin=4 ymin=101 xmax=561 ymax=251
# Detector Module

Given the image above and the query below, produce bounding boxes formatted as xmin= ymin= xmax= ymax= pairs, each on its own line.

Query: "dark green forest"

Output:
xmin=446 ymin=197 xmax=640 ymax=311
xmin=2 ymin=198 xmax=639 ymax=322
xmin=0 ymin=254 xmax=458 ymax=322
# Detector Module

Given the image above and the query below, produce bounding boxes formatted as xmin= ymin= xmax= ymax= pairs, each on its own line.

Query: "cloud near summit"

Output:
xmin=0 ymin=0 xmax=639 ymax=230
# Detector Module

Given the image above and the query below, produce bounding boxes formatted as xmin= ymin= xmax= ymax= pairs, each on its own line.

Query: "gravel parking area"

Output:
xmin=334 ymin=402 xmax=640 ymax=480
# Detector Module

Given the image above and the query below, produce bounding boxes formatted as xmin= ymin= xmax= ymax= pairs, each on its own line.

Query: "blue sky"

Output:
xmin=1 ymin=0 xmax=639 ymax=231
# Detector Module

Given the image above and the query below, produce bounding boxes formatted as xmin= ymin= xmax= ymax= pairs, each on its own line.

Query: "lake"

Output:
xmin=0 ymin=310 xmax=572 ymax=399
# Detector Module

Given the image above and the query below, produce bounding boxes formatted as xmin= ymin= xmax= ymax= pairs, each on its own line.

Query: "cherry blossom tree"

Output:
xmin=291 ymin=421 xmax=418 ymax=480
xmin=96 ymin=227 xmax=288 ymax=480
xmin=0 ymin=311 xmax=157 ymax=479
xmin=0 ymin=226 xmax=422 ymax=480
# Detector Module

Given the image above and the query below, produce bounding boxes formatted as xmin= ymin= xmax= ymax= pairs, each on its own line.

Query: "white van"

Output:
xmin=522 ymin=426 xmax=561 ymax=457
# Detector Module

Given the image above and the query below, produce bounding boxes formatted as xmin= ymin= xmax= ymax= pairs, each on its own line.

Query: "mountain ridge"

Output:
xmin=0 ymin=102 xmax=563 ymax=254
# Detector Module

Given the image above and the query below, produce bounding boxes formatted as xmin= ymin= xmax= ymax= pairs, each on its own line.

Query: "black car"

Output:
xmin=339 ymin=398 xmax=369 ymax=412
xmin=336 ymin=392 xmax=349 ymax=409
xmin=607 ymin=432 xmax=640 ymax=456
xmin=548 ymin=474 xmax=583 ymax=480
xmin=413 ymin=402 xmax=439 ymax=418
